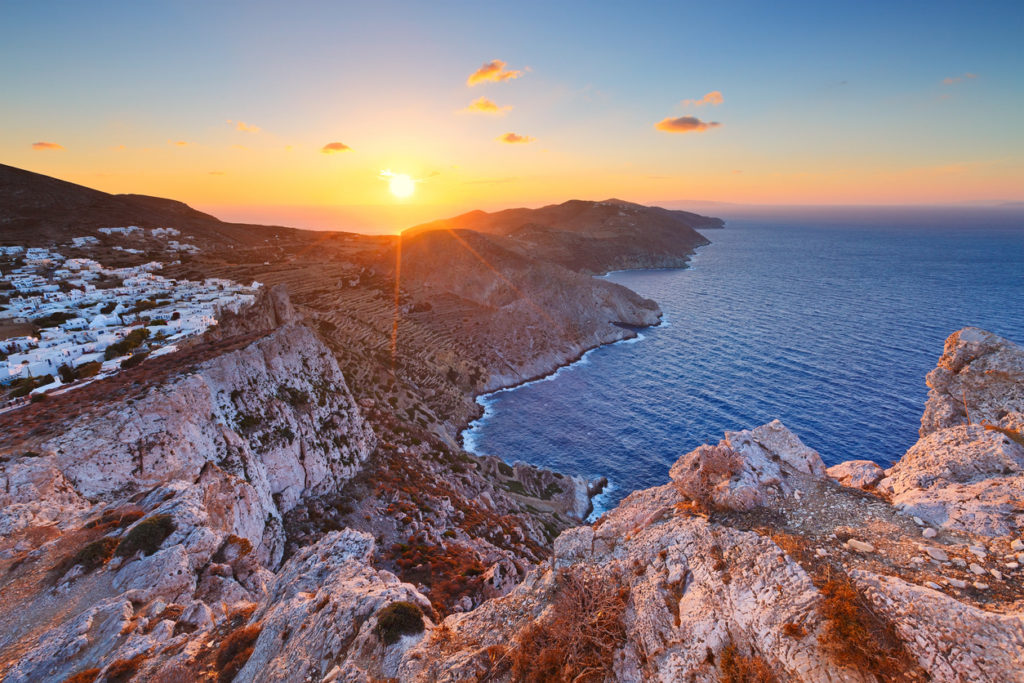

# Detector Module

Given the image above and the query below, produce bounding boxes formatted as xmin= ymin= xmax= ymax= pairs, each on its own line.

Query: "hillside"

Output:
xmin=404 ymin=198 xmax=722 ymax=274
xmin=0 ymin=163 xmax=304 ymax=248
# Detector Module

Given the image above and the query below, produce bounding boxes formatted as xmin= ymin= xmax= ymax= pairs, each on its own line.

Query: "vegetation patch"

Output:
xmin=104 ymin=653 xmax=148 ymax=683
xmin=104 ymin=328 xmax=150 ymax=360
xmin=719 ymin=643 xmax=779 ymax=683
xmin=115 ymin=514 xmax=175 ymax=557
xmin=63 ymin=536 xmax=119 ymax=574
xmin=120 ymin=352 xmax=150 ymax=369
xmin=511 ymin=567 xmax=628 ymax=682
xmin=818 ymin=570 xmax=921 ymax=679
xmin=215 ymin=624 xmax=262 ymax=683
xmin=673 ymin=444 xmax=743 ymax=513
xmin=62 ymin=668 xmax=100 ymax=683
xmin=376 ymin=601 xmax=425 ymax=645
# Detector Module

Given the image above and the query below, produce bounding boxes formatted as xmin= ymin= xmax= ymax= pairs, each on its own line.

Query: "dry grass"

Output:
xmin=818 ymin=571 xmax=922 ymax=680
xmin=719 ymin=643 xmax=779 ymax=683
xmin=781 ymin=622 xmax=807 ymax=639
xmin=215 ymin=624 xmax=262 ymax=683
xmin=673 ymin=444 xmax=743 ymax=513
xmin=104 ymin=654 xmax=148 ymax=683
xmin=62 ymin=669 xmax=100 ymax=683
xmin=510 ymin=567 xmax=629 ymax=682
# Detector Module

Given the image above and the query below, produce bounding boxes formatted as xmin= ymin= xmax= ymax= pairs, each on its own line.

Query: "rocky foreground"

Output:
xmin=3 ymin=305 xmax=1023 ymax=683
xmin=2 ymin=166 xmax=1023 ymax=681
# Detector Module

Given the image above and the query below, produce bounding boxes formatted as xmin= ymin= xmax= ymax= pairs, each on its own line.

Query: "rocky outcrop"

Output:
xmin=0 ymin=313 xmax=377 ymax=680
xmin=826 ymin=460 xmax=884 ymax=489
xmin=234 ymin=530 xmax=432 ymax=683
xmin=42 ymin=321 xmax=373 ymax=519
xmin=388 ymin=329 xmax=1024 ymax=682
xmin=882 ymin=329 xmax=1024 ymax=537
xmin=920 ymin=327 xmax=1024 ymax=437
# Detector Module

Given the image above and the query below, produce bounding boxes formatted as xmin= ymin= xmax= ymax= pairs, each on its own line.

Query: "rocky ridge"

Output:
xmin=0 ymin=286 xmax=596 ymax=682
xmin=13 ymin=327 xmax=1014 ymax=682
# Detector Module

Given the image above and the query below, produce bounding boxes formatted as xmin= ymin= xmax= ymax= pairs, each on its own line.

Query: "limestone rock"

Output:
xmin=232 ymin=530 xmax=432 ymax=683
xmin=827 ymin=459 xmax=884 ymax=489
xmin=920 ymin=327 xmax=1024 ymax=437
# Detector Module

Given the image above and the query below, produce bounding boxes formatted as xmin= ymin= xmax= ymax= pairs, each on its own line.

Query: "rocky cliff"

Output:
xmin=0 ymin=286 xmax=599 ymax=682
xmin=111 ymin=326 xmax=1018 ymax=683
xmin=3 ymin=316 xmax=1022 ymax=681
xmin=387 ymin=329 xmax=1024 ymax=682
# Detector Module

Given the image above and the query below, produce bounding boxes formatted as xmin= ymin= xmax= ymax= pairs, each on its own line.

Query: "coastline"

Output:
xmin=459 ymin=240 xmax=714 ymax=515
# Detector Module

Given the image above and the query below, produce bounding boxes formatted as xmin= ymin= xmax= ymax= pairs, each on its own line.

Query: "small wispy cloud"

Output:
xmin=497 ymin=132 xmax=534 ymax=144
xmin=321 ymin=142 xmax=352 ymax=154
xmin=227 ymin=119 xmax=261 ymax=133
xmin=31 ymin=141 xmax=63 ymax=151
xmin=462 ymin=96 xmax=512 ymax=115
xmin=467 ymin=60 xmax=523 ymax=86
xmin=170 ymin=140 xmax=190 ymax=147
xmin=681 ymin=91 xmax=723 ymax=107
xmin=654 ymin=116 xmax=721 ymax=134
xmin=942 ymin=72 xmax=977 ymax=85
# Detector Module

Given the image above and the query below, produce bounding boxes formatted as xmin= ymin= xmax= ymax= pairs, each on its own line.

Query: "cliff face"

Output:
xmin=4 ymin=308 xmax=1022 ymax=681
xmin=387 ymin=329 xmax=1024 ymax=682
xmin=0 ymin=300 xmax=379 ymax=680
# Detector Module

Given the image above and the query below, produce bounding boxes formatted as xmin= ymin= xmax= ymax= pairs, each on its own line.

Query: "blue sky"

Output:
xmin=2 ymin=0 xmax=1022 ymax=230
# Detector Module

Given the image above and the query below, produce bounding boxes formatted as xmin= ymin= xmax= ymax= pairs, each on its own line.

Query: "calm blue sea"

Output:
xmin=462 ymin=209 xmax=1024 ymax=514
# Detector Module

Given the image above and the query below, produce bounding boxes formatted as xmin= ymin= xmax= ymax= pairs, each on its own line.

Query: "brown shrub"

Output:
xmin=719 ymin=643 xmax=778 ymax=683
xmin=215 ymin=624 xmax=262 ymax=683
xmin=511 ymin=567 xmax=629 ymax=682
xmin=673 ymin=445 xmax=743 ymax=512
xmin=104 ymin=654 xmax=148 ymax=683
xmin=781 ymin=622 xmax=807 ymax=639
xmin=62 ymin=669 xmax=100 ymax=683
xmin=818 ymin=572 xmax=920 ymax=678
xmin=982 ymin=421 xmax=1024 ymax=447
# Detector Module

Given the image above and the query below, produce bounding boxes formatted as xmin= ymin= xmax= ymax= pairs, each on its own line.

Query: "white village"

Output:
xmin=0 ymin=227 xmax=259 ymax=410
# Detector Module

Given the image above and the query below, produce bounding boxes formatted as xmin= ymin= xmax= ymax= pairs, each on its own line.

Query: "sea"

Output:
xmin=461 ymin=208 xmax=1024 ymax=516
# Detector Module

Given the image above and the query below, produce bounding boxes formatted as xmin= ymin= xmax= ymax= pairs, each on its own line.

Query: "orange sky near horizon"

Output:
xmin=3 ymin=2 xmax=1022 ymax=234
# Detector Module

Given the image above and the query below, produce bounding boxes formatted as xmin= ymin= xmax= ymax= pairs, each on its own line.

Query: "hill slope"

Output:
xmin=0 ymin=163 xmax=302 ymax=247
xmin=404 ymin=198 xmax=721 ymax=273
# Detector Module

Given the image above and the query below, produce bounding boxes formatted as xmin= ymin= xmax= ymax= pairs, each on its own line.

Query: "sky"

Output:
xmin=2 ymin=0 xmax=1023 ymax=233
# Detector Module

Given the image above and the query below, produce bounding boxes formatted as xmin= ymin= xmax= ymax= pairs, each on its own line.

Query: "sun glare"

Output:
xmin=387 ymin=173 xmax=415 ymax=199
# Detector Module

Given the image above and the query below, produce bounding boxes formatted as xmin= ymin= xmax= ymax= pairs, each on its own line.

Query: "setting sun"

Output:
xmin=387 ymin=173 xmax=415 ymax=199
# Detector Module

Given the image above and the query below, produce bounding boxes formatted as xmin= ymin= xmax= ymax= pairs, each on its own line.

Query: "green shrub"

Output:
xmin=104 ymin=328 xmax=150 ymax=360
xmin=77 ymin=361 xmax=102 ymax=379
xmin=32 ymin=311 xmax=74 ymax=328
xmin=376 ymin=601 xmax=425 ymax=645
xmin=120 ymin=352 xmax=149 ymax=369
xmin=68 ymin=537 xmax=119 ymax=572
xmin=115 ymin=514 xmax=175 ymax=557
